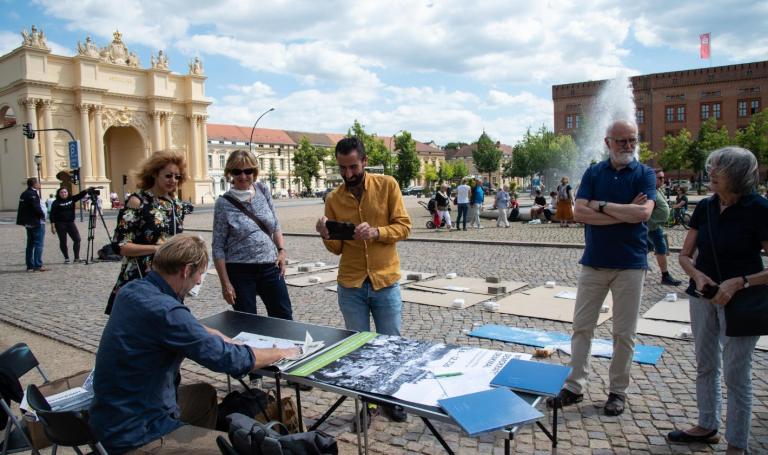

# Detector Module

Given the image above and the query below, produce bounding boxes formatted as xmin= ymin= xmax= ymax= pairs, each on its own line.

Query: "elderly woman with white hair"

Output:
xmin=434 ymin=183 xmax=453 ymax=231
xmin=668 ymin=147 xmax=768 ymax=454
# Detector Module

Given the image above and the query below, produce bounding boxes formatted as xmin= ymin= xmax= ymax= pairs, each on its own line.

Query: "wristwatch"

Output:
xmin=598 ymin=201 xmax=608 ymax=213
xmin=742 ymin=276 xmax=750 ymax=288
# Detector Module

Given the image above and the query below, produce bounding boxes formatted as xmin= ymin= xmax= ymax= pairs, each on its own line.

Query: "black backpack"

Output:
xmin=225 ymin=413 xmax=338 ymax=455
xmin=97 ymin=244 xmax=122 ymax=261
xmin=216 ymin=387 xmax=272 ymax=431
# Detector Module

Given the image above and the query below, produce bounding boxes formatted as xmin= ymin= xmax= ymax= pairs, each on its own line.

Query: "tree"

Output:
xmin=438 ymin=161 xmax=454 ymax=183
xmin=347 ymin=120 xmax=391 ymax=173
xmin=452 ymin=160 xmax=469 ymax=181
xmin=689 ymin=118 xmax=731 ymax=187
xmin=736 ymin=110 xmax=768 ymax=175
xmin=472 ymin=131 xmax=503 ymax=182
xmin=292 ymin=136 xmax=324 ymax=193
xmin=422 ymin=163 xmax=438 ymax=190
xmin=394 ymin=130 xmax=420 ymax=188
xmin=507 ymin=126 xmax=577 ymax=185
xmin=658 ymin=129 xmax=693 ymax=181
xmin=268 ymin=160 xmax=278 ymax=191
xmin=638 ymin=142 xmax=654 ymax=164
xmin=444 ymin=142 xmax=468 ymax=151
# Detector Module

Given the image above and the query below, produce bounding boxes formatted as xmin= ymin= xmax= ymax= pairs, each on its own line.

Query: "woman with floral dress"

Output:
xmin=104 ymin=151 xmax=192 ymax=314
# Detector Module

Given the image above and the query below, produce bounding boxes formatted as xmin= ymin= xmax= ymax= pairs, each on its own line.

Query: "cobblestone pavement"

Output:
xmin=0 ymin=204 xmax=765 ymax=454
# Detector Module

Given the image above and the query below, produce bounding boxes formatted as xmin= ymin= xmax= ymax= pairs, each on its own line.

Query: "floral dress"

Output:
xmin=105 ymin=190 xmax=191 ymax=314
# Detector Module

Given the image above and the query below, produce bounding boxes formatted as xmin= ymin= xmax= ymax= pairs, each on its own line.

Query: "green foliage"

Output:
xmin=394 ymin=131 xmax=420 ymax=189
xmin=638 ymin=142 xmax=654 ymax=164
xmin=452 ymin=160 xmax=469 ymax=181
xmin=473 ymin=131 xmax=503 ymax=180
xmin=347 ymin=120 xmax=391 ymax=173
xmin=444 ymin=142 xmax=468 ymax=151
xmin=690 ymin=118 xmax=731 ymax=174
xmin=507 ymin=126 xmax=578 ymax=182
xmin=268 ymin=160 xmax=277 ymax=189
xmin=736 ymin=110 xmax=768 ymax=169
xmin=438 ymin=161 xmax=455 ymax=182
xmin=292 ymin=136 xmax=325 ymax=193
xmin=658 ymin=129 xmax=693 ymax=175
xmin=423 ymin=163 xmax=438 ymax=189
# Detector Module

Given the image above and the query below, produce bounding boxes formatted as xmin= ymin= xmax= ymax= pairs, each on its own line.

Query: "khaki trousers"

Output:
xmin=564 ymin=266 xmax=646 ymax=397
xmin=126 ymin=383 xmax=223 ymax=454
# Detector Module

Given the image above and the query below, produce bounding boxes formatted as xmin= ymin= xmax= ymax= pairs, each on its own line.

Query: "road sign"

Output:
xmin=68 ymin=140 xmax=80 ymax=169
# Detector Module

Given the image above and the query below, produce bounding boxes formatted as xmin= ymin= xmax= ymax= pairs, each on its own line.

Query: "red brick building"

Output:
xmin=552 ymin=60 xmax=768 ymax=153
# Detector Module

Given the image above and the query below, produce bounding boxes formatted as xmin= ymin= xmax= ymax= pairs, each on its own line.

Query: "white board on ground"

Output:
xmin=413 ymin=277 xmax=528 ymax=295
xmin=285 ymin=270 xmax=338 ymax=287
xmin=400 ymin=287 xmax=489 ymax=309
xmin=494 ymin=285 xmax=613 ymax=325
xmin=757 ymin=336 xmax=768 ymax=352
xmin=642 ymin=299 xmax=691 ymax=323
xmin=284 ymin=263 xmax=338 ymax=276
xmin=636 ymin=319 xmax=692 ymax=340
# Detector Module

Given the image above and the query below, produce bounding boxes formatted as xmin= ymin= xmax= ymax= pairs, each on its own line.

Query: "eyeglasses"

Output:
xmin=610 ymin=137 xmax=638 ymax=147
xmin=230 ymin=168 xmax=256 ymax=176
xmin=163 ymin=173 xmax=183 ymax=181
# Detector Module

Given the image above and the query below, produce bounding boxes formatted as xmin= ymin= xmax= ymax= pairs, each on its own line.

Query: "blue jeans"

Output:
xmin=226 ymin=262 xmax=293 ymax=320
xmin=455 ymin=203 xmax=469 ymax=229
xmin=337 ymin=281 xmax=402 ymax=335
xmin=25 ymin=225 xmax=44 ymax=269
xmin=689 ymin=296 xmax=759 ymax=449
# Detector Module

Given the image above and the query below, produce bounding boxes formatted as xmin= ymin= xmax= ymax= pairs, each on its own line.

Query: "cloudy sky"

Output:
xmin=1 ymin=0 xmax=766 ymax=145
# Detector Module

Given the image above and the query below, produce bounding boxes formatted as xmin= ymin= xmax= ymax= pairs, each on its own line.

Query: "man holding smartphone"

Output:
xmin=316 ymin=136 xmax=412 ymax=424
xmin=548 ymin=119 xmax=656 ymax=416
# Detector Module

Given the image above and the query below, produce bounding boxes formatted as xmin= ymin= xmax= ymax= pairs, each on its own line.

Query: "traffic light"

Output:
xmin=70 ymin=169 xmax=80 ymax=184
xmin=22 ymin=123 xmax=35 ymax=139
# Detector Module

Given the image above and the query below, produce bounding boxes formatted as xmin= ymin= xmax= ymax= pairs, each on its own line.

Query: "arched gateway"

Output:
xmin=0 ymin=28 xmax=211 ymax=209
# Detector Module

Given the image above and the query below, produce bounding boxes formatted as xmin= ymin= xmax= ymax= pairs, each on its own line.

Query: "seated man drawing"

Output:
xmin=90 ymin=234 xmax=299 ymax=454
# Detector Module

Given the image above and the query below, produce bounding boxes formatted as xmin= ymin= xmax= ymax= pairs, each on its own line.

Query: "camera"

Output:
xmin=86 ymin=186 xmax=104 ymax=197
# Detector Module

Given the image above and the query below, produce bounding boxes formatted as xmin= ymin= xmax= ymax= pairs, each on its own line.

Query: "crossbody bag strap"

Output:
xmin=704 ymin=196 xmax=723 ymax=283
xmin=222 ymin=194 xmax=273 ymax=236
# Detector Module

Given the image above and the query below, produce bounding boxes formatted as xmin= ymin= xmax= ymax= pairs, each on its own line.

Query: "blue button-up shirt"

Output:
xmin=90 ymin=272 xmax=254 ymax=454
xmin=575 ymin=158 xmax=656 ymax=269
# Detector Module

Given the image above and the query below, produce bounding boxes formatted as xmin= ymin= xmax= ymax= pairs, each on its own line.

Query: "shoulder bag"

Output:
xmin=705 ymin=197 xmax=768 ymax=336
xmin=222 ymin=193 xmax=273 ymax=237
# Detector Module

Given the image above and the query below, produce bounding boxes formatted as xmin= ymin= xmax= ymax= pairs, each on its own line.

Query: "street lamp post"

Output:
xmin=33 ymin=154 xmax=42 ymax=196
xmin=249 ymin=108 xmax=275 ymax=154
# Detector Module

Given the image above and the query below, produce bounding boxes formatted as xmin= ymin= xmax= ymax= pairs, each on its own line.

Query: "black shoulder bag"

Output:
xmin=706 ymin=197 xmax=768 ymax=337
xmin=222 ymin=194 xmax=273 ymax=237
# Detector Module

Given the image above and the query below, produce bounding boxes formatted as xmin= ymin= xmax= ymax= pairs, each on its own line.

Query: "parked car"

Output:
xmin=402 ymin=186 xmax=424 ymax=196
xmin=320 ymin=188 xmax=334 ymax=202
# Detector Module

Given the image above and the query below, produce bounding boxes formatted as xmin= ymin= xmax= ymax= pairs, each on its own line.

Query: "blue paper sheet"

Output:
xmin=438 ymin=388 xmax=543 ymax=437
xmin=469 ymin=324 xmax=664 ymax=365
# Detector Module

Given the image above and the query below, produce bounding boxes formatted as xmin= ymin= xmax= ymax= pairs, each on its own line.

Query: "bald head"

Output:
xmin=604 ymin=120 xmax=639 ymax=168
xmin=605 ymin=120 xmax=638 ymax=138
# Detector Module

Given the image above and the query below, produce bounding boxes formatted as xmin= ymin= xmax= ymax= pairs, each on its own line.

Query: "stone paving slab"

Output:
xmin=0 ymin=210 xmax=765 ymax=454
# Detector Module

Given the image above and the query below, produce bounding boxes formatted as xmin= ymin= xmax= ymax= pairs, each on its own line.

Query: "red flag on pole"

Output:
xmin=700 ymin=33 xmax=711 ymax=59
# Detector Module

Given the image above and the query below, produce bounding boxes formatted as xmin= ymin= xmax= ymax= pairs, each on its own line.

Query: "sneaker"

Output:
xmin=351 ymin=405 xmax=379 ymax=431
xmin=34 ymin=267 xmax=50 ymax=272
xmin=661 ymin=275 xmax=682 ymax=286
xmin=382 ymin=404 xmax=408 ymax=423
xmin=604 ymin=393 xmax=626 ymax=416
xmin=546 ymin=388 xmax=583 ymax=409
xmin=64 ymin=258 xmax=70 ymax=264
xmin=26 ymin=268 xmax=34 ymax=272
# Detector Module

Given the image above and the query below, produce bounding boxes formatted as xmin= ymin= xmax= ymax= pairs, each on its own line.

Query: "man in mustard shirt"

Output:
xmin=316 ymin=136 xmax=412 ymax=424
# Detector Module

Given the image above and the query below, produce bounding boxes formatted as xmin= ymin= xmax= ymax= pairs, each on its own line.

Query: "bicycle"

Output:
xmin=666 ymin=201 xmax=691 ymax=230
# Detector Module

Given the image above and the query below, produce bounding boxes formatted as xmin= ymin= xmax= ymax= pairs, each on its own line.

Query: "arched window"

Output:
xmin=0 ymin=106 xmax=17 ymax=130
xmin=220 ymin=178 xmax=226 ymax=191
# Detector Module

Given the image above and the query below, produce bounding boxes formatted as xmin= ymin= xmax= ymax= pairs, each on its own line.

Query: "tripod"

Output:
xmin=85 ymin=192 xmax=113 ymax=264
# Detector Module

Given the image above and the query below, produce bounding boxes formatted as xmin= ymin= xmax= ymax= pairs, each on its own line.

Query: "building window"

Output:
xmin=636 ymin=109 xmax=644 ymax=124
xmin=750 ymin=99 xmax=760 ymax=115
xmin=638 ymin=132 xmax=644 ymax=142
xmin=575 ymin=115 xmax=581 ymax=129
xmin=566 ymin=115 xmax=573 ymax=129
xmin=738 ymin=100 xmax=748 ymax=117
xmin=207 ymin=154 xmax=213 ymax=169
xmin=270 ymin=158 xmax=275 ymax=169
xmin=219 ymin=155 xmax=225 ymax=169
xmin=666 ymin=106 xmax=675 ymax=123
xmin=280 ymin=159 xmax=285 ymax=171
xmin=713 ymin=103 xmax=721 ymax=119
xmin=280 ymin=178 xmax=286 ymax=189
xmin=259 ymin=158 xmax=265 ymax=169
xmin=701 ymin=104 xmax=710 ymax=120
xmin=220 ymin=178 xmax=226 ymax=191
xmin=677 ymin=106 xmax=685 ymax=122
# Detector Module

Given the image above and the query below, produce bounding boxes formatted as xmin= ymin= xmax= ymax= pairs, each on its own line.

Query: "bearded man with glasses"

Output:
xmin=547 ymin=120 xmax=656 ymax=416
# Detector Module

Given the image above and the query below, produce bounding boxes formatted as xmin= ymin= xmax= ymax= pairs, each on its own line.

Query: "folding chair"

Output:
xmin=25 ymin=385 xmax=107 ymax=455
xmin=0 ymin=343 xmax=49 ymax=455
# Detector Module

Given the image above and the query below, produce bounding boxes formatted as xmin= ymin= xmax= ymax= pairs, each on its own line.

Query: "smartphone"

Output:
xmin=325 ymin=220 xmax=356 ymax=240
xmin=696 ymin=283 xmax=719 ymax=299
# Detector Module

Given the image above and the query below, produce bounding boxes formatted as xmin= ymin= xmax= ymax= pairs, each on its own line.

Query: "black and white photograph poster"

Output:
xmin=309 ymin=335 xmax=531 ymax=407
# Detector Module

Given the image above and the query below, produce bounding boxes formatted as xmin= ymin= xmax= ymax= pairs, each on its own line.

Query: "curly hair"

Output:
xmin=133 ymin=150 xmax=188 ymax=191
